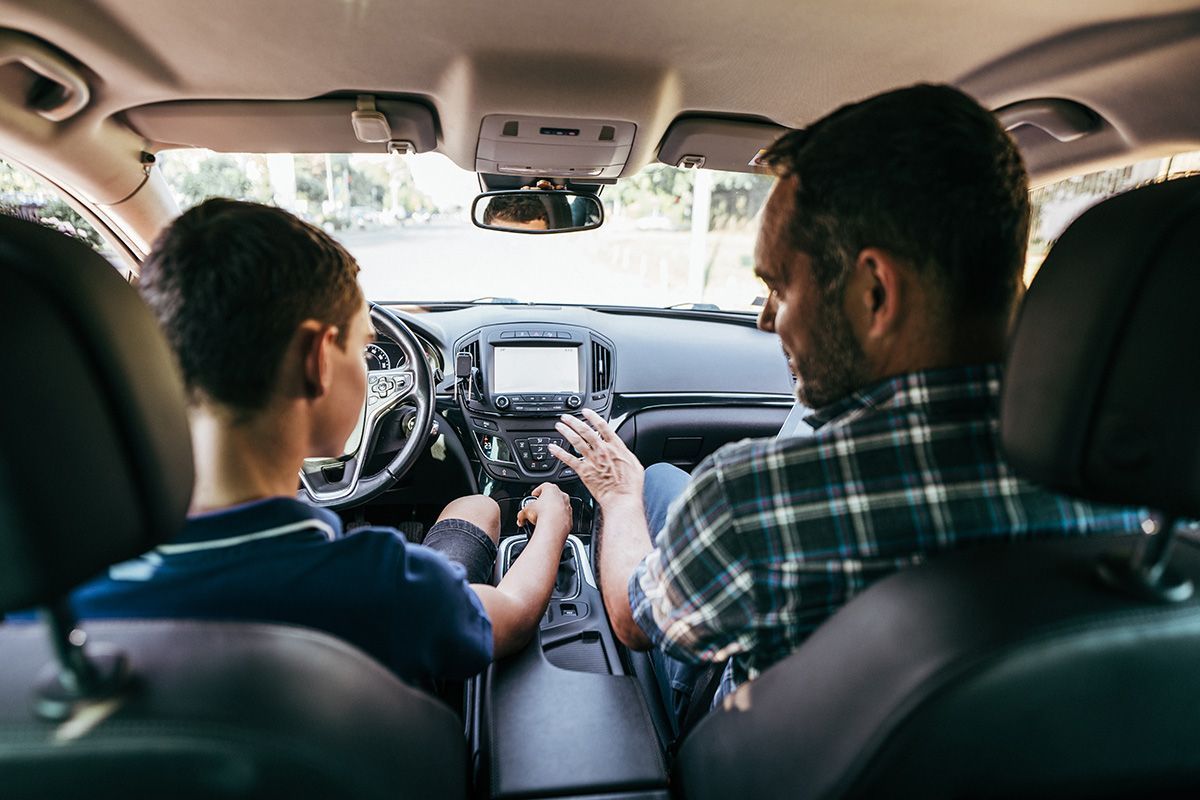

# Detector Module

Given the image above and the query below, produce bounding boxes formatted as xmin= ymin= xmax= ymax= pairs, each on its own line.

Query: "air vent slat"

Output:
xmin=591 ymin=341 xmax=612 ymax=393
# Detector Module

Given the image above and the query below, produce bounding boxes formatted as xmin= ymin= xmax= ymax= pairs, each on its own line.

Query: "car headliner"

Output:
xmin=1 ymin=0 xmax=1199 ymax=250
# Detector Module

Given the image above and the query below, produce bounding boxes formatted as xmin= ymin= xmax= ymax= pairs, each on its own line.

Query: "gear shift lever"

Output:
xmin=519 ymin=495 xmax=536 ymax=538
xmin=512 ymin=495 xmax=577 ymax=597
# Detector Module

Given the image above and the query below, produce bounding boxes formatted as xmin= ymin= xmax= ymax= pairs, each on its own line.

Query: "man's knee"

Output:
xmin=646 ymin=462 xmax=688 ymax=485
xmin=643 ymin=462 xmax=691 ymax=535
xmin=438 ymin=495 xmax=501 ymax=544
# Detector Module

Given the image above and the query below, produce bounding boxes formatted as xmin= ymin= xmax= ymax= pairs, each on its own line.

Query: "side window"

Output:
xmin=0 ymin=157 xmax=126 ymax=274
xmin=1027 ymin=149 xmax=1200 ymax=285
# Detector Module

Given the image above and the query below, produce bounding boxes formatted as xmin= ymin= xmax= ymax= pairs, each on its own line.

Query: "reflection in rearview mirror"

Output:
xmin=472 ymin=190 xmax=603 ymax=234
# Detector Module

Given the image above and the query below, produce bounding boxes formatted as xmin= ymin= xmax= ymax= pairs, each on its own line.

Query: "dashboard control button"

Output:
xmin=494 ymin=466 xmax=519 ymax=480
xmin=500 ymin=332 xmax=515 ymax=338
xmin=559 ymin=467 xmax=576 ymax=478
xmin=557 ymin=332 xmax=571 ymax=339
xmin=566 ymin=394 xmax=583 ymax=409
xmin=495 ymin=395 xmax=511 ymax=410
xmin=472 ymin=417 xmax=498 ymax=431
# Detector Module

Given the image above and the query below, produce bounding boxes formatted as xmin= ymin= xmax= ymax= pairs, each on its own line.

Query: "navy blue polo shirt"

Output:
xmin=64 ymin=497 xmax=493 ymax=687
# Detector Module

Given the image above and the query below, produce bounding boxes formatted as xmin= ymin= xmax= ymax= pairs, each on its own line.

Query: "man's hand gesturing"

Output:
xmin=549 ymin=408 xmax=645 ymax=510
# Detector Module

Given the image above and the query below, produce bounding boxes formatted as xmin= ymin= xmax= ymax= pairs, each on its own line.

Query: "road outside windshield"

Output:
xmin=156 ymin=151 xmax=774 ymax=312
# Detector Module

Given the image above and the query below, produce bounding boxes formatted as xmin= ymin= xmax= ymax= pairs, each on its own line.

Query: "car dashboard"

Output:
xmin=376 ymin=302 xmax=796 ymax=487
xmin=355 ymin=302 xmax=796 ymax=797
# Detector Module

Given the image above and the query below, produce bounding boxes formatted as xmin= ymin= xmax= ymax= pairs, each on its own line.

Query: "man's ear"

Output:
xmin=851 ymin=247 xmax=907 ymax=340
xmin=298 ymin=320 xmax=338 ymax=400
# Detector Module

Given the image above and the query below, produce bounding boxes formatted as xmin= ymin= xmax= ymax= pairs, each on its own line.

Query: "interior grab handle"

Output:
xmin=0 ymin=31 xmax=91 ymax=122
xmin=995 ymin=98 xmax=1099 ymax=144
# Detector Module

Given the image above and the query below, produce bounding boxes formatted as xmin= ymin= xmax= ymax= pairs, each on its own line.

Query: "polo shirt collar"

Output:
xmin=163 ymin=496 xmax=342 ymax=554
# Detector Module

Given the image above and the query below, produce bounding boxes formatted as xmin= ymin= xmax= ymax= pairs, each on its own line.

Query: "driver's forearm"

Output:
xmin=598 ymin=498 xmax=655 ymax=651
xmin=471 ymin=520 xmax=567 ymax=658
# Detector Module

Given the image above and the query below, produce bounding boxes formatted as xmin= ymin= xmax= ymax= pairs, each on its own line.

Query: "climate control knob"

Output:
xmin=495 ymin=395 xmax=511 ymax=410
xmin=565 ymin=394 xmax=583 ymax=409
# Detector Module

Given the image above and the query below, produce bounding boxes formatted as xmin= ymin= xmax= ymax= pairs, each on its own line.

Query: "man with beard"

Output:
xmin=548 ymin=84 xmax=1146 ymax=734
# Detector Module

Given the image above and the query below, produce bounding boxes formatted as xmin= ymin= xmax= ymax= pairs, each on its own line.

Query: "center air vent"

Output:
xmin=463 ymin=338 xmax=480 ymax=368
xmin=591 ymin=341 xmax=612 ymax=393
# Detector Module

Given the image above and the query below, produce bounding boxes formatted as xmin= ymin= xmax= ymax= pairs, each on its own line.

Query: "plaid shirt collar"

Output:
xmin=803 ymin=362 xmax=1004 ymax=431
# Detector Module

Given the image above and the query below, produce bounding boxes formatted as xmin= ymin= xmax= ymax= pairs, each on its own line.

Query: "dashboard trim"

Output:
xmin=609 ymin=392 xmax=795 ymax=434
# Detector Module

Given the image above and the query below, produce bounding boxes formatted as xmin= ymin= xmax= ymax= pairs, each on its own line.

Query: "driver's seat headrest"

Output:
xmin=0 ymin=215 xmax=193 ymax=612
xmin=1002 ymin=174 xmax=1200 ymax=518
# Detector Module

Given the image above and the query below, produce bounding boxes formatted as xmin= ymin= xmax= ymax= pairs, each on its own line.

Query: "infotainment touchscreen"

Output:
xmin=493 ymin=346 xmax=580 ymax=394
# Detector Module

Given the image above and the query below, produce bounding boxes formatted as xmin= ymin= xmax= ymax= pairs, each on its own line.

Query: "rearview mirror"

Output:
xmin=471 ymin=190 xmax=603 ymax=234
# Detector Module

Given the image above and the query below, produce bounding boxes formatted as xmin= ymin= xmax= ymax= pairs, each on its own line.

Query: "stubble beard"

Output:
xmin=792 ymin=294 xmax=870 ymax=410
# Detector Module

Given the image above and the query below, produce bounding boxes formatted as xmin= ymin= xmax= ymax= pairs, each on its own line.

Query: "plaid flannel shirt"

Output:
xmin=628 ymin=363 xmax=1146 ymax=699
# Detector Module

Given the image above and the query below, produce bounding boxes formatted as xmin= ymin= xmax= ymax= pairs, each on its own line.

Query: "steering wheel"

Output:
xmin=299 ymin=303 xmax=435 ymax=509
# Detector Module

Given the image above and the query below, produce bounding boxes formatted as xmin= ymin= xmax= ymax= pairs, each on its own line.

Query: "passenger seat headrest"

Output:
xmin=1002 ymin=175 xmax=1200 ymax=518
xmin=0 ymin=215 xmax=193 ymax=612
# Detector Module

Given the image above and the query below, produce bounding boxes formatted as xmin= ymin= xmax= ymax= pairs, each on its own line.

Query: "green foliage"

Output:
xmin=612 ymin=164 xmax=695 ymax=224
xmin=157 ymin=152 xmax=437 ymax=231
xmin=160 ymin=154 xmax=271 ymax=208
xmin=710 ymin=172 xmax=773 ymax=230
xmin=0 ymin=159 xmax=109 ymax=255
xmin=609 ymin=164 xmax=773 ymax=231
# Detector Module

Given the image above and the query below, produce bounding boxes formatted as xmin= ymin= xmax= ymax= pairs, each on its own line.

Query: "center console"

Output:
xmin=454 ymin=324 xmax=668 ymax=798
xmin=454 ymin=323 xmax=615 ymax=484
xmin=477 ymin=529 xmax=669 ymax=800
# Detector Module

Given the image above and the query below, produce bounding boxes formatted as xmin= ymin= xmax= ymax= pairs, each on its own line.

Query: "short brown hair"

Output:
xmin=139 ymin=199 xmax=362 ymax=413
xmin=762 ymin=84 xmax=1030 ymax=324
xmin=483 ymin=194 xmax=551 ymax=225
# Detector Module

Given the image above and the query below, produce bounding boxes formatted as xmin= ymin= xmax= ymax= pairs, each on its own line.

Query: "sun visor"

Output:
xmin=657 ymin=116 xmax=788 ymax=173
xmin=475 ymin=114 xmax=636 ymax=180
xmin=125 ymin=97 xmax=438 ymax=154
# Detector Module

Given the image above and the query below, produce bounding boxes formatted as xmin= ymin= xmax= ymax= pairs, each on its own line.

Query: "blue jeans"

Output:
xmin=642 ymin=463 xmax=706 ymax=734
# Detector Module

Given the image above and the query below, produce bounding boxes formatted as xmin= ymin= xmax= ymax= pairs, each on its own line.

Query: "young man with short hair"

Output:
xmin=68 ymin=198 xmax=570 ymax=687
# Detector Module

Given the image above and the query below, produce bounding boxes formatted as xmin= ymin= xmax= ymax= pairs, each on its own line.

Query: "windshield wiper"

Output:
xmin=666 ymin=301 xmax=722 ymax=312
xmin=466 ymin=296 xmax=521 ymax=304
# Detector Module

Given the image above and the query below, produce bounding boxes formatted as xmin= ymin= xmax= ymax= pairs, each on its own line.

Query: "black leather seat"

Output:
xmin=0 ymin=215 xmax=468 ymax=799
xmin=676 ymin=175 xmax=1200 ymax=799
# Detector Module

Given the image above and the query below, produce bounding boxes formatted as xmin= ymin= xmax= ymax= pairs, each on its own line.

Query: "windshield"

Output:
xmin=157 ymin=150 xmax=772 ymax=312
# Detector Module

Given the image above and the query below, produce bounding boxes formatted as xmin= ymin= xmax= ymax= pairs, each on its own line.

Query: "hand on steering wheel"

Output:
xmin=298 ymin=304 xmax=435 ymax=509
